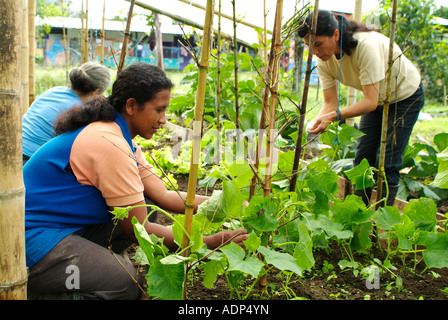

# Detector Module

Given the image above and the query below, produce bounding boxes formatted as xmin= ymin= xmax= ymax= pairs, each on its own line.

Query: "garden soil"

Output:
xmin=129 ymin=173 xmax=448 ymax=301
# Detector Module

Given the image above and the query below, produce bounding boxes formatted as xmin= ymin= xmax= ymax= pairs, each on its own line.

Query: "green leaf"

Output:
xmin=245 ymin=212 xmax=279 ymax=232
xmin=245 ymin=196 xmax=278 ymax=219
xmin=132 ymin=216 xmax=156 ymax=266
xmin=343 ymin=158 xmax=375 ymax=190
xmin=172 ymin=215 xmax=204 ymax=252
xmin=203 ymin=260 xmax=225 ymax=289
xmin=243 ymin=231 xmax=261 ymax=252
xmin=222 ymin=180 xmax=246 ymax=218
xmin=258 ymin=246 xmax=302 ymax=276
xmin=431 ymin=148 xmax=448 ymax=189
xmin=111 ymin=206 xmax=131 ymax=220
xmin=337 ymin=124 xmax=365 ymax=146
xmin=331 ymin=195 xmax=372 ymax=226
xmin=307 ymin=214 xmax=353 ymax=240
xmin=307 ymin=170 xmax=340 ymax=195
xmin=434 ymin=133 xmax=448 ymax=153
xmin=220 ymin=242 xmax=264 ymax=278
xmin=293 ymin=224 xmax=315 ymax=271
xmin=197 ymin=190 xmax=227 ymax=222
xmin=403 ymin=198 xmax=437 ymax=231
xmin=146 ymin=257 xmax=186 ymax=300
xmin=419 ymin=231 xmax=448 ymax=269
xmin=392 ymin=215 xmax=415 ymax=250
xmin=373 ymin=206 xmax=402 ymax=231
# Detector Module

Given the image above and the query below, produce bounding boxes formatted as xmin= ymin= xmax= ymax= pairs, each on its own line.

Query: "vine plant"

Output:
xmin=110 ymin=0 xmax=448 ymax=300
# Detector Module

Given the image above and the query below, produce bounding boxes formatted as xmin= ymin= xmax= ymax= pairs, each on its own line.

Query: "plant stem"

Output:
xmin=290 ymin=0 xmax=320 ymax=192
xmin=182 ymin=0 xmax=215 ymax=258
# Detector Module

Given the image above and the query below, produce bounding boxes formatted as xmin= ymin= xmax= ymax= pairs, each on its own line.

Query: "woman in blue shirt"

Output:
xmin=22 ymin=62 xmax=111 ymax=164
xmin=25 ymin=63 xmax=248 ymax=300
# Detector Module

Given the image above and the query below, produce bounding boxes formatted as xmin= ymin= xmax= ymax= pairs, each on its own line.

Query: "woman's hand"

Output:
xmin=308 ymin=111 xmax=337 ymax=134
xmin=203 ymin=228 xmax=249 ymax=250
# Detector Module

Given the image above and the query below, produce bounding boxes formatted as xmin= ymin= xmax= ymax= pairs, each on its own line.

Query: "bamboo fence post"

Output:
xmin=176 ymin=0 xmax=270 ymax=34
xmin=231 ymin=0 xmax=240 ymax=131
xmin=181 ymin=0 xmax=215 ymax=257
xmin=28 ymin=0 xmax=35 ymax=105
xmin=83 ymin=0 xmax=89 ymax=63
xmin=264 ymin=0 xmax=283 ymax=198
xmin=0 ymin=0 xmax=28 ymax=300
xmin=249 ymin=0 xmax=269 ymax=199
xmin=345 ymin=0 xmax=362 ymax=128
xmin=61 ymin=0 xmax=69 ymax=85
xmin=375 ymin=0 xmax=397 ymax=208
xmin=134 ymin=1 xmax=245 ymax=46
xmin=155 ymin=13 xmax=164 ymax=70
xmin=101 ymin=0 xmax=106 ymax=65
xmin=80 ymin=0 xmax=85 ymax=63
xmin=118 ymin=0 xmax=136 ymax=73
xmin=257 ymin=0 xmax=284 ymax=292
xmin=216 ymin=0 xmax=222 ymax=162
xmin=21 ymin=0 xmax=29 ymax=115
xmin=290 ymin=0 xmax=320 ymax=192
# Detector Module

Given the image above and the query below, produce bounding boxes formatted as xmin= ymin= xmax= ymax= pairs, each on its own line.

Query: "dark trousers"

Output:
xmin=354 ymin=83 xmax=424 ymax=187
xmin=27 ymin=199 xmax=159 ymax=300
xmin=27 ymin=221 xmax=143 ymax=300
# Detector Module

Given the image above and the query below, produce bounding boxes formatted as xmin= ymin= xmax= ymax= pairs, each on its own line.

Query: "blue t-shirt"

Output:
xmin=22 ymin=87 xmax=82 ymax=157
xmin=24 ymin=113 xmax=136 ymax=268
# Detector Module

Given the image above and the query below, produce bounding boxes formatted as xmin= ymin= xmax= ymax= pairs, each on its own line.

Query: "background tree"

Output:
xmin=372 ymin=0 xmax=448 ymax=103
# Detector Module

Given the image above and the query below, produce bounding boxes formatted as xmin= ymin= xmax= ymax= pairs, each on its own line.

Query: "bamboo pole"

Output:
xmin=176 ymin=0 xmax=271 ymax=34
xmin=118 ymin=0 xmax=136 ymax=73
xmin=101 ymin=0 xmax=106 ymax=65
xmin=264 ymin=0 xmax=283 ymax=198
xmin=375 ymin=0 xmax=397 ymax=208
xmin=249 ymin=0 xmax=269 ymax=199
xmin=80 ymin=0 xmax=85 ymax=63
xmin=257 ymin=0 xmax=284 ymax=292
xmin=216 ymin=0 xmax=222 ymax=162
xmin=21 ymin=0 xmax=29 ymax=114
xmin=0 ymin=0 xmax=28 ymax=300
xmin=345 ymin=0 xmax=362 ymax=127
xmin=290 ymin=0 xmax=320 ymax=192
xmin=61 ymin=0 xmax=69 ymax=85
xmin=155 ymin=13 xmax=164 ymax=70
xmin=232 ymin=0 xmax=240 ymax=132
xmin=181 ymin=0 xmax=215 ymax=257
xmin=83 ymin=0 xmax=89 ymax=63
xmin=133 ymin=0 xmax=252 ymax=48
xmin=28 ymin=0 xmax=35 ymax=104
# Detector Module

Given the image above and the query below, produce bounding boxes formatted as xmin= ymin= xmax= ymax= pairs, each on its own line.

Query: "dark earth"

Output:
xmin=129 ymin=172 xmax=448 ymax=301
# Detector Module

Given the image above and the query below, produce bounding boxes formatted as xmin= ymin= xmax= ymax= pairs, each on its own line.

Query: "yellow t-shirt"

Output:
xmin=70 ymin=121 xmax=155 ymax=207
xmin=316 ymin=31 xmax=421 ymax=105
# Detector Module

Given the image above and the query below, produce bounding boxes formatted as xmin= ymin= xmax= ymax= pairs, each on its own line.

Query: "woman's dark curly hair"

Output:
xmin=297 ymin=10 xmax=375 ymax=56
xmin=54 ymin=63 xmax=174 ymax=135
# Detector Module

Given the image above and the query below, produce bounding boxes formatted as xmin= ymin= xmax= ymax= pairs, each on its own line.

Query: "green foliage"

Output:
xmin=431 ymin=147 xmax=448 ymax=189
xmin=373 ymin=0 xmax=448 ymax=102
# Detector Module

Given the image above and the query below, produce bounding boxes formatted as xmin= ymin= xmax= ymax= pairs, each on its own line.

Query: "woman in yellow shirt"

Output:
xmin=298 ymin=10 xmax=424 ymax=206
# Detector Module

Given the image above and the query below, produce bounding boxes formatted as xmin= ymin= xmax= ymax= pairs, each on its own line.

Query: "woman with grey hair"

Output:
xmin=22 ymin=62 xmax=111 ymax=164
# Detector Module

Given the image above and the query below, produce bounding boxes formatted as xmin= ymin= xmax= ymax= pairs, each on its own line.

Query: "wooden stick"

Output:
xmin=181 ymin=0 xmax=215 ymax=258
xmin=375 ymin=0 xmax=398 ymax=208
xmin=290 ymin=0 xmax=320 ymax=192
xmin=0 ymin=0 xmax=27 ymax=300
xmin=28 ymin=0 xmax=35 ymax=104
xmin=118 ymin=0 xmax=136 ymax=73
xmin=101 ymin=0 xmax=106 ymax=65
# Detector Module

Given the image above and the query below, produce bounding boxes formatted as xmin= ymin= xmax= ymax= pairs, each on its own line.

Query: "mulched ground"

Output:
xmin=131 ymin=172 xmax=448 ymax=301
